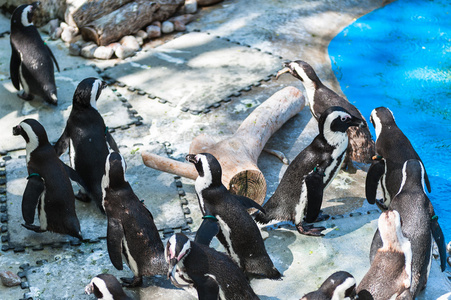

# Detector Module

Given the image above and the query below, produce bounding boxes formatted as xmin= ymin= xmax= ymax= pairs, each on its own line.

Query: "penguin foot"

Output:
xmin=296 ymin=223 xmax=325 ymax=236
xmin=375 ymin=199 xmax=388 ymax=211
xmin=75 ymin=191 xmax=91 ymax=202
xmin=313 ymin=211 xmax=330 ymax=223
xmin=22 ymin=223 xmax=45 ymax=233
xmin=120 ymin=276 xmax=143 ymax=287
xmin=17 ymin=91 xmax=33 ymax=101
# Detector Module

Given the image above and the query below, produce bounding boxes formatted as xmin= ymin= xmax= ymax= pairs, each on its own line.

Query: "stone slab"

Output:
xmin=0 ymin=66 xmax=136 ymax=153
xmin=104 ymin=31 xmax=282 ymax=112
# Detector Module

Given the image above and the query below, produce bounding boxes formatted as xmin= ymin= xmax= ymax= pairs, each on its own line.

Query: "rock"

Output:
xmin=115 ymin=46 xmax=136 ymax=60
xmin=183 ymin=0 xmax=198 ymax=14
xmin=197 ymin=0 xmax=223 ymax=6
xmin=146 ymin=25 xmax=161 ymax=39
xmin=107 ymin=42 xmax=121 ymax=52
xmin=136 ymin=30 xmax=148 ymax=40
xmin=80 ymin=42 xmax=98 ymax=58
xmin=0 ymin=271 xmax=21 ymax=287
xmin=135 ymin=36 xmax=144 ymax=46
xmin=94 ymin=46 xmax=114 ymax=60
xmin=61 ymin=26 xmax=79 ymax=43
xmin=120 ymin=36 xmax=140 ymax=52
xmin=447 ymin=241 xmax=451 ymax=254
xmin=152 ymin=21 xmax=162 ymax=28
xmin=173 ymin=20 xmax=186 ymax=32
xmin=161 ymin=21 xmax=175 ymax=34
xmin=69 ymin=43 xmax=81 ymax=56
xmin=169 ymin=14 xmax=196 ymax=25
xmin=51 ymin=27 xmax=63 ymax=40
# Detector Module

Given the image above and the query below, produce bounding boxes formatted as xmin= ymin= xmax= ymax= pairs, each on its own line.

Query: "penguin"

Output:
xmin=369 ymin=160 xmax=447 ymax=296
xmin=54 ymin=77 xmax=119 ymax=213
xmin=10 ymin=2 xmax=60 ymax=105
xmin=12 ymin=119 xmax=82 ymax=239
xmin=186 ymin=153 xmax=282 ymax=280
xmin=102 ymin=152 xmax=166 ymax=287
xmin=254 ymin=106 xmax=363 ymax=236
xmin=300 ymin=271 xmax=356 ymax=300
xmin=165 ymin=233 xmax=260 ymax=300
xmin=366 ymin=107 xmax=431 ymax=210
xmin=276 ymin=60 xmax=375 ymax=167
xmin=85 ymin=274 xmax=132 ymax=300
xmin=357 ymin=210 xmax=413 ymax=300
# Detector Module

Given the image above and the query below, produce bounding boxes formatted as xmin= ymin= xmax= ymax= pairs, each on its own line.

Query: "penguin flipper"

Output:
xmin=62 ymin=163 xmax=88 ymax=192
xmin=234 ymin=195 xmax=266 ymax=214
xmin=107 ymin=218 xmax=125 ymax=270
xmin=10 ymin=44 xmax=21 ymax=90
xmin=365 ymin=160 xmax=385 ymax=204
xmin=192 ymin=274 xmax=219 ymax=300
xmin=431 ymin=217 xmax=447 ymax=271
xmin=106 ymin=131 xmax=120 ymax=153
xmin=54 ymin=129 xmax=69 ymax=156
xmin=45 ymin=43 xmax=60 ymax=72
xmin=22 ymin=175 xmax=44 ymax=225
xmin=195 ymin=218 xmax=219 ymax=246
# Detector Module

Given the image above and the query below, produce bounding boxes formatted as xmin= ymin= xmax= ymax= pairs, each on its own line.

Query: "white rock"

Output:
xmin=94 ymin=46 xmax=114 ymax=60
xmin=184 ymin=0 xmax=198 ymax=14
xmin=120 ymin=35 xmax=140 ymax=51
xmin=115 ymin=46 xmax=136 ymax=59
xmin=135 ymin=30 xmax=148 ymax=40
xmin=61 ymin=26 xmax=79 ymax=43
xmin=146 ymin=25 xmax=161 ymax=39
xmin=161 ymin=21 xmax=175 ymax=34
xmin=80 ymin=42 xmax=97 ymax=58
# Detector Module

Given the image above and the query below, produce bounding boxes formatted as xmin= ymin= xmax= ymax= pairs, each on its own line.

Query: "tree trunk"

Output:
xmin=80 ymin=0 xmax=184 ymax=46
xmin=142 ymin=86 xmax=306 ymax=205
xmin=72 ymin=0 xmax=134 ymax=28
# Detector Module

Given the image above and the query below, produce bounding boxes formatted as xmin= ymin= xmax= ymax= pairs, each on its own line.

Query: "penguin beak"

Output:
xmin=276 ymin=62 xmax=292 ymax=79
xmin=185 ymin=154 xmax=197 ymax=164
xmin=12 ymin=125 xmax=21 ymax=136
xmin=101 ymin=81 xmax=107 ymax=90
xmin=347 ymin=115 xmax=365 ymax=128
xmin=84 ymin=282 xmax=93 ymax=295
xmin=31 ymin=1 xmax=41 ymax=11
xmin=167 ymin=258 xmax=178 ymax=280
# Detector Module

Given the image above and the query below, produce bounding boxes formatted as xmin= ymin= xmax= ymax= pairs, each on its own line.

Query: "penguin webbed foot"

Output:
xmin=310 ymin=211 xmax=330 ymax=223
xmin=296 ymin=223 xmax=325 ymax=236
xmin=17 ymin=91 xmax=33 ymax=101
xmin=22 ymin=223 xmax=45 ymax=232
xmin=120 ymin=276 xmax=143 ymax=287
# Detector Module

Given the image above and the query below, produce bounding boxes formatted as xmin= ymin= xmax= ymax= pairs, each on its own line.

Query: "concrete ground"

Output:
xmin=0 ymin=0 xmax=450 ymax=299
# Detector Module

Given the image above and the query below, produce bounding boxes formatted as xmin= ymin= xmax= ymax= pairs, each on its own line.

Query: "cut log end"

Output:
xmin=80 ymin=26 xmax=100 ymax=45
xmin=228 ymin=169 xmax=266 ymax=206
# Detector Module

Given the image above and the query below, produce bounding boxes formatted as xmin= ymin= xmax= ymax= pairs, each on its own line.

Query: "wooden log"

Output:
xmin=72 ymin=0 xmax=134 ymax=28
xmin=142 ymin=86 xmax=306 ymax=205
xmin=80 ymin=0 xmax=184 ymax=46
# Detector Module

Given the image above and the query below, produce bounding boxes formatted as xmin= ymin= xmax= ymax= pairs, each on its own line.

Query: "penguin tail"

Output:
xmin=267 ymin=267 xmax=283 ymax=280
xmin=253 ymin=210 xmax=272 ymax=224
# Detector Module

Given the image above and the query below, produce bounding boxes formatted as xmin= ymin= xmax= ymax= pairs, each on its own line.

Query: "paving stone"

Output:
xmin=104 ymin=32 xmax=282 ymax=112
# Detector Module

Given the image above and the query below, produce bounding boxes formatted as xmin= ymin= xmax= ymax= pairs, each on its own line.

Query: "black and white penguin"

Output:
xmin=54 ymin=77 xmax=119 ymax=213
xmin=255 ymin=106 xmax=363 ymax=236
xmin=12 ymin=119 xmax=81 ymax=239
xmin=10 ymin=2 xmax=60 ymax=105
xmin=276 ymin=60 xmax=375 ymax=166
xmin=85 ymin=274 xmax=132 ymax=300
xmin=365 ymin=107 xmax=431 ymax=210
xmin=369 ymin=159 xmax=447 ymax=296
xmin=165 ymin=233 xmax=260 ymax=300
xmin=102 ymin=152 xmax=166 ymax=287
xmin=357 ymin=210 xmax=413 ymax=300
xmin=186 ymin=153 xmax=282 ymax=280
xmin=300 ymin=271 xmax=356 ymax=300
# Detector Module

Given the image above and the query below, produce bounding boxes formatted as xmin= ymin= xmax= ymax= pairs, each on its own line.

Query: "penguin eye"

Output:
xmin=341 ymin=115 xmax=350 ymax=122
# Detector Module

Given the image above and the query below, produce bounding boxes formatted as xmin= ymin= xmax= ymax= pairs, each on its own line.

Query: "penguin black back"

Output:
xmin=10 ymin=2 xmax=59 ymax=105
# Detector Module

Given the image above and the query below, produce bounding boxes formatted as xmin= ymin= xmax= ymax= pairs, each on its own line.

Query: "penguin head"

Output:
xmin=165 ymin=233 xmax=192 ymax=285
xmin=276 ymin=60 xmax=320 ymax=85
xmin=73 ymin=78 xmax=107 ymax=110
xmin=370 ymin=107 xmax=395 ymax=139
xmin=11 ymin=2 xmax=40 ymax=28
xmin=102 ymin=152 xmax=127 ymax=199
xmin=319 ymin=106 xmax=363 ymax=146
xmin=13 ymin=119 xmax=49 ymax=158
xmin=397 ymin=159 xmax=427 ymax=195
xmin=186 ymin=153 xmax=222 ymax=188
xmin=318 ymin=271 xmax=356 ymax=300
xmin=85 ymin=274 xmax=130 ymax=300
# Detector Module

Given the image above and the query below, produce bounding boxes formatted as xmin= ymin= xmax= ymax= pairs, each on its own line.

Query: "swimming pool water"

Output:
xmin=329 ymin=0 xmax=451 ymax=242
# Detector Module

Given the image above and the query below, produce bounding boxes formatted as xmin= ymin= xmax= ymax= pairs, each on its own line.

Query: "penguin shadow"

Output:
xmin=260 ymin=225 xmax=297 ymax=275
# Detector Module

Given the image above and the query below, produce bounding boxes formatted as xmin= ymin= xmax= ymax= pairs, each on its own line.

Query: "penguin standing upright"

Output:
xmin=255 ymin=106 xmax=363 ymax=236
xmin=369 ymin=160 xmax=447 ymax=296
xmin=12 ymin=119 xmax=81 ymax=239
xmin=54 ymin=77 xmax=119 ymax=212
xmin=85 ymin=274 xmax=132 ymax=300
xmin=186 ymin=153 xmax=282 ymax=280
xmin=10 ymin=2 xmax=60 ymax=105
xmin=357 ymin=210 xmax=412 ymax=300
xmin=300 ymin=271 xmax=356 ymax=300
xmin=365 ymin=107 xmax=431 ymax=209
xmin=276 ymin=60 xmax=374 ymax=168
xmin=165 ymin=233 xmax=260 ymax=300
xmin=102 ymin=152 xmax=166 ymax=287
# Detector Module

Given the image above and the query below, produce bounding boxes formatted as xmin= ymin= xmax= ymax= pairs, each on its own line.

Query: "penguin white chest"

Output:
xmin=122 ymin=237 xmax=139 ymax=276
xmin=216 ymin=216 xmax=240 ymax=266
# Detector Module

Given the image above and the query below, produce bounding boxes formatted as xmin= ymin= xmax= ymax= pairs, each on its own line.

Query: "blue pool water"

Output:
xmin=329 ymin=0 xmax=451 ymax=242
